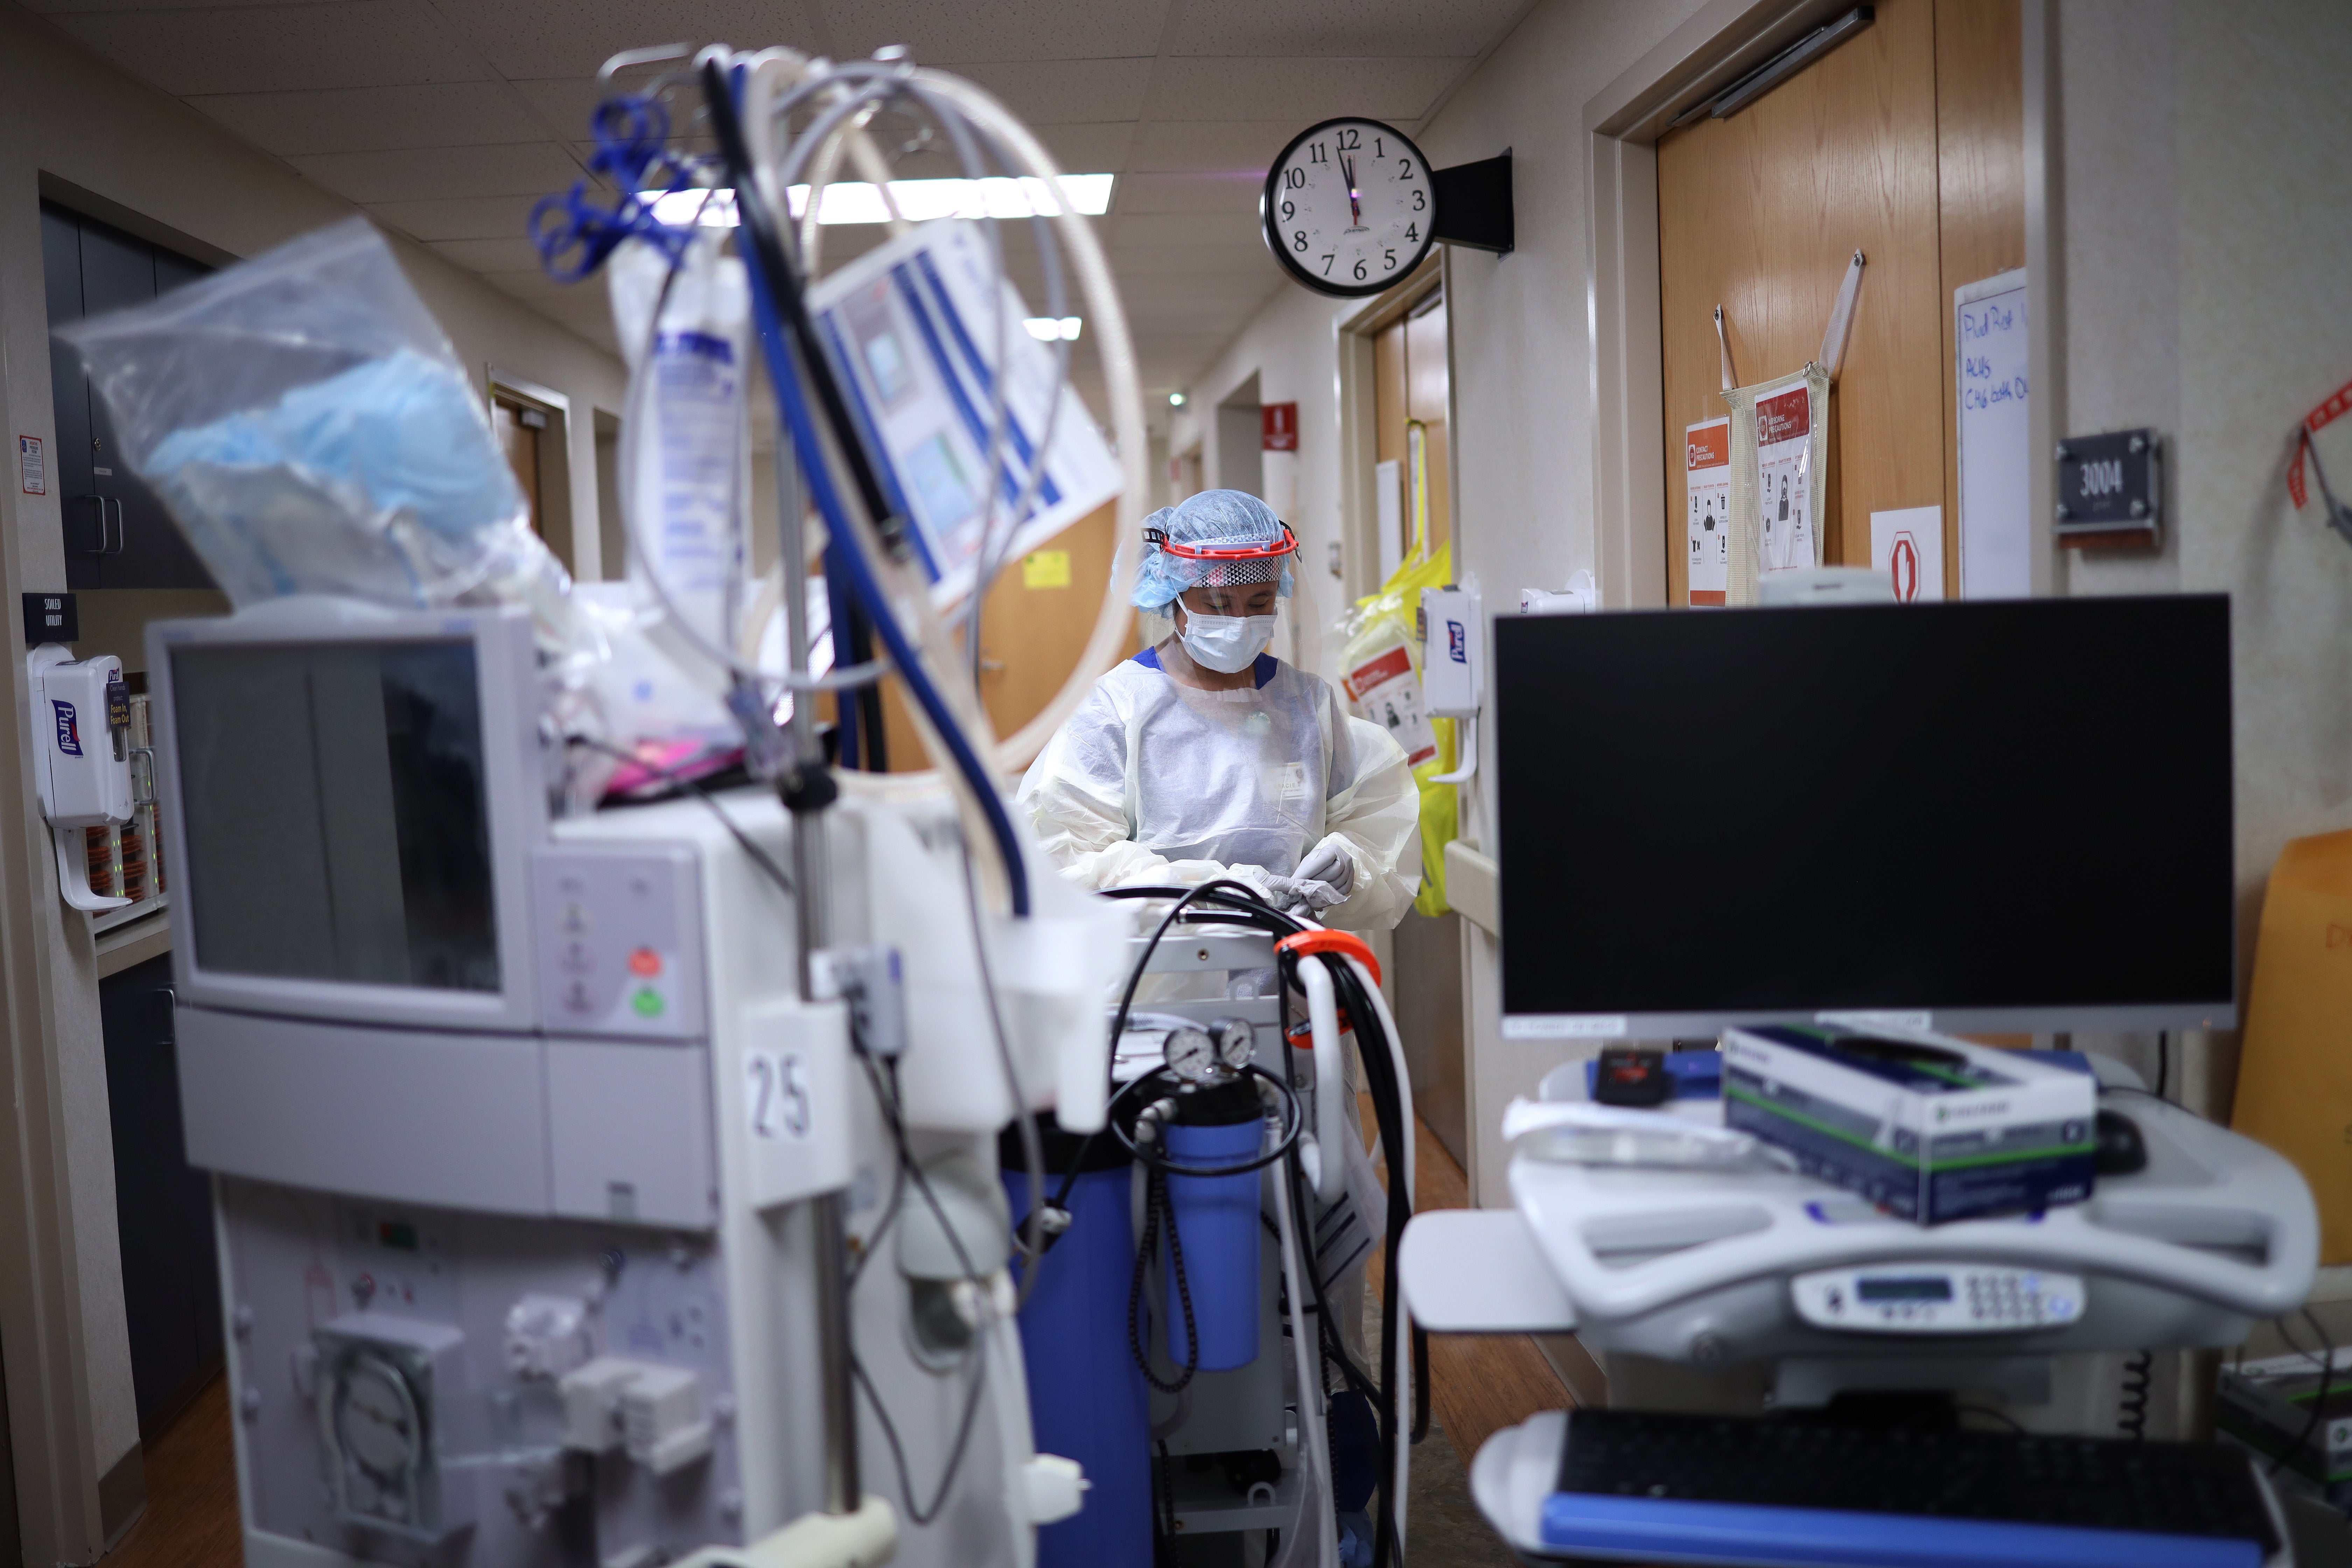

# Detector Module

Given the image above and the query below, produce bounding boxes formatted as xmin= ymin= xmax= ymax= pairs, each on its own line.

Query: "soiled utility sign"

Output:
xmin=1022 ymin=550 xmax=1072 ymax=589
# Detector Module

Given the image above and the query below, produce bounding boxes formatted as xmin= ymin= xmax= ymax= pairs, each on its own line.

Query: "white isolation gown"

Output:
xmin=1016 ymin=644 xmax=1422 ymax=934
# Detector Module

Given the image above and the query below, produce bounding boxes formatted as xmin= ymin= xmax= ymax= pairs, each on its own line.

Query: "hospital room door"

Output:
xmin=1373 ymin=284 xmax=1466 ymax=1166
xmin=1656 ymin=0 xmax=2023 ymax=602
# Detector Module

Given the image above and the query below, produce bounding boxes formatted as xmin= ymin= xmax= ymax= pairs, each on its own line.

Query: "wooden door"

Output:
xmin=1657 ymin=0 xmax=2023 ymax=603
xmin=875 ymin=500 xmax=1128 ymax=771
xmin=1372 ymin=288 xmax=1450 ymax=569
xmin=492 ymin=396 xmax=546 ymax=540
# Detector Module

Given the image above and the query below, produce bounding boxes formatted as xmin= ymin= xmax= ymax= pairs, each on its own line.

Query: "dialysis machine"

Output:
xmin=149 ymin=597 xmax=1108 ymax=1568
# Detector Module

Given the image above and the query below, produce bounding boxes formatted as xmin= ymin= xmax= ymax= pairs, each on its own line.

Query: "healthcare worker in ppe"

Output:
xmin=1018 ymin=490 xmax=1421 ymax=931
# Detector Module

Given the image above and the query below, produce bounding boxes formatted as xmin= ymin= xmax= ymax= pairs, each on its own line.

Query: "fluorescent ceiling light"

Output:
xmin=1024 ymin=317 xmax=1083 ymax=342
xmin=641 ymin=174 xmax=1114 ymax=230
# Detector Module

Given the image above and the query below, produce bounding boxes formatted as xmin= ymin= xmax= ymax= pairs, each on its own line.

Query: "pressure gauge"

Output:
xmin=1210 ymin=1017 xmax=1255 ymax=1072
xmin=1163 ymin=1026 xmax=1219 ymax=1083
xmin=1262 ymin=118 xmax=1437 ymax=298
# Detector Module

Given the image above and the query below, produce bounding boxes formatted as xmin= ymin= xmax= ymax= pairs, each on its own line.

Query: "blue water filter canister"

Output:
xmin=1002 ymin=1118 xmax=1149 ymax=1568
xmin=1160 ymin=1077 xmax=1265 ymax=1372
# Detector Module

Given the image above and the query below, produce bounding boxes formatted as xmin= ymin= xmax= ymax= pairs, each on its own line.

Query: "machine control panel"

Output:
xmin=534 ymin=845 xmax=705 ymax=1040
xmin=1791 ymin=1263 xmax=2085 ymax=1334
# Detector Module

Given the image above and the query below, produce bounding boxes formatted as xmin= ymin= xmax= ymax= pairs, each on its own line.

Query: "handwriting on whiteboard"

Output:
xmin=1959 ymin=300 xmax=2028 ymax=412
xmin=1955 ymin=270 xmax=2031 ymax=599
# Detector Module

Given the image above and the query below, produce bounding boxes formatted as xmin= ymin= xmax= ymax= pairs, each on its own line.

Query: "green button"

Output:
xmin=631 ymin=987 xmax=665 ymax=1018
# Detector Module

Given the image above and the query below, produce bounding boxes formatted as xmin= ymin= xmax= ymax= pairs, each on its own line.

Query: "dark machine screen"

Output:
xmin=1494 ymin=597 xmax=2235 ymax=1020
xmin=172 ymin=639 xmax=500 ymax=992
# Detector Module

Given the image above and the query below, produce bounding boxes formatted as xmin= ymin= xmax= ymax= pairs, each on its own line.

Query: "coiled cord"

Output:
xmin=1129 ymin=1168 xmax=1199 ymax=1394
xmin=2118 ymin=1350 xmax=2153 ymax=1439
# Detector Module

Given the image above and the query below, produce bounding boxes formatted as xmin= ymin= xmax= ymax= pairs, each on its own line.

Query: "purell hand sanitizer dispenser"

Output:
xmin=28 ymin=639 xmax=133 ymax=911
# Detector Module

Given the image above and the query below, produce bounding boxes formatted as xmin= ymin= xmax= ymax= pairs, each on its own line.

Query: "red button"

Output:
xmin=628 ymin=947 xmax=662 ymax=978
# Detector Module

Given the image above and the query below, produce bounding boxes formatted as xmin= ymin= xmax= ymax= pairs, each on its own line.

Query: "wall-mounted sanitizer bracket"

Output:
xmin=27 ymin=643 xmax=133 ymax=911
xmin=1420 ymin=579 xmax=1483 ymax=785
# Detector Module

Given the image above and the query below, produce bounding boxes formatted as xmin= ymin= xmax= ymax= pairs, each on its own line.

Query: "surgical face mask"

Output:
xmin=1178 ymin=612 xmax=1277 ymax=674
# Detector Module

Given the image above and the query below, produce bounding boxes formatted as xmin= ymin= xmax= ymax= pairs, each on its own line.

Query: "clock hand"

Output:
xmin=1342 ymin=152 xmax=1361 ymax=225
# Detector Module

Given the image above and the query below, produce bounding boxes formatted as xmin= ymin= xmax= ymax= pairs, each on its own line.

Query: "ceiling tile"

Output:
xmin=1168 ymin=0 xmax=1530 ymax=58
xmin=1108 ymin=242 xmax=1281 ymax=276
xmin=826 ymin=0 xmax=1170 ymax=64
xmin=25 ymin=0 xmax=332 ymax=11
xmin=1113 ymin=171 xmax=1265 ymax=215
xmin=1120 ymin=272 xmax=1286 ymax=310
xmin=186 ymin=81 xmax=550 ymax=155
xmin=1125 ymin=119 xmax=1297 ymax=174
xmin=293 ymin=142 xmax=581 ymax=204
xmin=434 ymin=237 xmax=558 ymax=274
xmin=1105 ymin=211 xmax=1264 ymax=248
xmin=366 ymin=194 xmax=543 ymax=243
xmin=508 ymin=77 xmax=606 ymax=136
xmin=948 ymin=58 xmax=1154 ymax=125
xmin=1032 ymin=121 xmax=1136 ymax=173
xmin=1147 ymin=56 xmax=1463 ymax=122
xmin=441 ymin=0 xmax=825 ymax=84
xmin=54 ymin=1 xmax=492 ymax=96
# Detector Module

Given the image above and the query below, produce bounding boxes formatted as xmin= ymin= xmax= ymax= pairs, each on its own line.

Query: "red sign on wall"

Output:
xmin=1261 ymin=402 xmax=1298 ymax=452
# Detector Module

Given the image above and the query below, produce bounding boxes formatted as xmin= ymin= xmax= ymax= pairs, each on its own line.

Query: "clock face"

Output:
xmin=1262 ymin=118 xmax=1436 ymax=298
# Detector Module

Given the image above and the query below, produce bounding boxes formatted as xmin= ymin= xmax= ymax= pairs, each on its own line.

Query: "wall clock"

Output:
xmin=1260 ymin=118 xmax=1437 ymax=298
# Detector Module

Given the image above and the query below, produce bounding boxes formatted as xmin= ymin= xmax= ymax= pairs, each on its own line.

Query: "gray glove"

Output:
xmin=1294 ymin=836 xmax=1356 ymax=901
xmin=1252 ymin=869 xmax=1343 ymax=920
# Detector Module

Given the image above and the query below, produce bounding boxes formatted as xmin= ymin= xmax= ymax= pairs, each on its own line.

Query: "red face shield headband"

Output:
xmin=1143 ymin=523 xmax=1299 ymax=586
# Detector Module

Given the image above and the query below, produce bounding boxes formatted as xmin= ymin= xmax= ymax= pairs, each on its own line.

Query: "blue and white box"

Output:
xmin=1722 ymin=1024 xmax=2097 ymax=1224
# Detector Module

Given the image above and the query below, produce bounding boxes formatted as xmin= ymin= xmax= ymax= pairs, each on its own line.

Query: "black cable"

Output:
xmin=1109 ymin=1064 xmax=1304 ymax=1178
xmin=570 ymin=734 xmax=793 ymax=895
xmin=850 ymin=1344 xmax=988 ymax=1526
xmin=1311 ymin=952 xmax=1412 ymax=1568
xmin=1412 ymin=1325 xmax=1431 ymax=1444
xmin=2155 ymin=1031 xmax=2170 ymax=1102
xmin=845 ymin=1050 xmax=1002 ymax=1523
xmin=2274 ymin=1309 xmax=2336 ymax=1478
xmin=2119 ymin=1350 xmax=2153 ymax=1440
xmin=1129 ymin=1168 xmax=1200 ymax=1394
xmin=1045 ymin=880 xmax=1309 ymax=1217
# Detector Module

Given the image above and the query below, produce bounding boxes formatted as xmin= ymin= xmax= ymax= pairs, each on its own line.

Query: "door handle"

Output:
xmin=72 ymin=495 xmax=108 ymax=554
xmin=106 ymin=497 xmax=127 ymax=554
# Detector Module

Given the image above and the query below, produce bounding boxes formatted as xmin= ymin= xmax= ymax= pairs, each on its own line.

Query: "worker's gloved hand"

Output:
xmin=1293 ymin=835 xmax=1357 ymax=902
xmin=1261 ymin=871 xmax=1345 ymax=922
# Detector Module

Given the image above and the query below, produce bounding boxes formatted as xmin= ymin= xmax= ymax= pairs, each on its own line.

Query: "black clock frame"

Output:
xmin=1259 ymin=117 xmax=1437 ymax=299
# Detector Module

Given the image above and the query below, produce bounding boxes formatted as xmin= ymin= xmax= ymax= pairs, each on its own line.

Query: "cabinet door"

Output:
xmin=107 ymin=248 xmax=218 ymax=588
xmin=102 ymin=953 xmax=223 ymax=1434
xmin=40 ymin=208 xmax=105 ymax=586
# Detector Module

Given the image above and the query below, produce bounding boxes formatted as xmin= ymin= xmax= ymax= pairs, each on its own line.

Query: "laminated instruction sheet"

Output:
xmin=1685 ymin=416 xmax=1731 ymax=606
xmin=1755 ymin=379 xmax=1816 ymax=574
xmin=1721 ymin=362 xmax=1831 ymax=604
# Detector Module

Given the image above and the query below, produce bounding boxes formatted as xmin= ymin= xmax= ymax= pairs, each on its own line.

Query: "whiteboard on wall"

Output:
xmin=1955 ymin=269 xmax=2031 ymax=598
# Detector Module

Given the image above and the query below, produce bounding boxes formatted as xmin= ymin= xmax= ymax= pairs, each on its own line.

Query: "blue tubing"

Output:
xmin=1161 ymin=1119 xmax=1264 ymax=1371
xmin=1007 ymin=1167 xmax=1149 ymax=1568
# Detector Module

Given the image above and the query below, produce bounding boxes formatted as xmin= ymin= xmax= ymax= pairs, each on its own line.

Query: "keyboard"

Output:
xmin=1542 ymin=1408 xmax=2279 ymax=1568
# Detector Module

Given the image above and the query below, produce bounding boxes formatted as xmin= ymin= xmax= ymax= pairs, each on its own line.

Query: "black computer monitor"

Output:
xmin=1492 ymin=596 xmax=2235 ymax=1040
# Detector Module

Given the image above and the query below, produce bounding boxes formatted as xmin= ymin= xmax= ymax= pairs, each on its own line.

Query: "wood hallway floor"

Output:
xmin=106 ymin=1371 xmax=239 ymax=1568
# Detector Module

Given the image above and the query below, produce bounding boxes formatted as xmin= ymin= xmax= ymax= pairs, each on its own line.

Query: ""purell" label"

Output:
xmin=51 ymin=699 xmax=80 ymax=757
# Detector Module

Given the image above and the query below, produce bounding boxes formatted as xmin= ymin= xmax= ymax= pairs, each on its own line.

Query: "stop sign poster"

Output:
xmin=1869 ymin=505 xmax=1946 ymax=602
